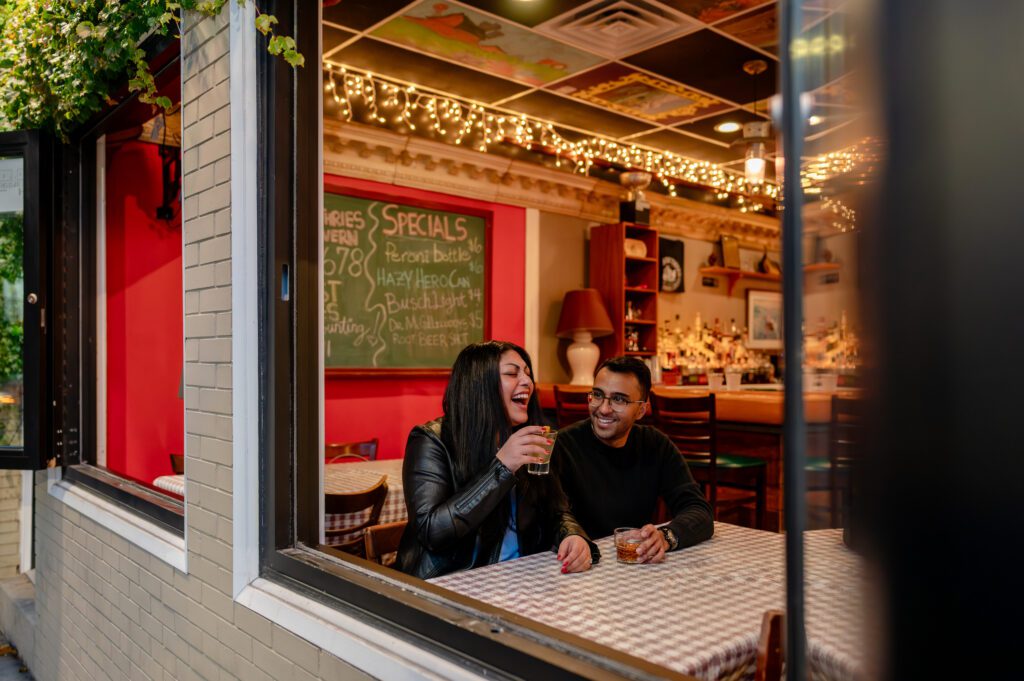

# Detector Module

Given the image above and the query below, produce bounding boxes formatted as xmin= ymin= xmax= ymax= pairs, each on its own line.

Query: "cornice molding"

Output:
xmin=323 ymin=119 xmax=780 ymax=246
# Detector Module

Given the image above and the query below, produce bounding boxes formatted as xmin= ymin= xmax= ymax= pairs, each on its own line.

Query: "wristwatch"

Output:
xmin=659 ymin=526 xmax=679 ymax=551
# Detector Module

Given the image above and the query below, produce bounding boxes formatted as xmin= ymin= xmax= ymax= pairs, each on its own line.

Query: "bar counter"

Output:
xmin=537 ymin=383 xmax=859 ymax=531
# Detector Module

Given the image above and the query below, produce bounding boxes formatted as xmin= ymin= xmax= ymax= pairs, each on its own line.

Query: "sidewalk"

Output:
xmin=0 ymin=632 xmax=31 ymax=681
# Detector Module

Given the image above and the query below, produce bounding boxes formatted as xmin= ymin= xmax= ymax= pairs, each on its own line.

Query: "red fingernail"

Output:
xmin=561 ymin=566 xmax=567 ymax=574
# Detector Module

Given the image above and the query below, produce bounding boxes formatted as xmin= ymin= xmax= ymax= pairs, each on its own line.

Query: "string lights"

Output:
xmin=324 ymin=63 xmax=778 ymax=211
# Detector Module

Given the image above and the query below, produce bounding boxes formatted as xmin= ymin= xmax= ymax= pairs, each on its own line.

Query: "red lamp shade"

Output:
xmin=556 ymin=289 xmax=613 ymax=339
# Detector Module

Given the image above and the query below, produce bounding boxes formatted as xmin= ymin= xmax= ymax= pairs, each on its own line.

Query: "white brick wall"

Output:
xmin=26 ymin=12 xmax=374 ymax=681
xmin=0 ymin=470 xmax=21 ymax=577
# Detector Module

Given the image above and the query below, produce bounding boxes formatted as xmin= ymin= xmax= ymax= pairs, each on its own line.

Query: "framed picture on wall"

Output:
xmin=747 ymin=289 xmax=783 ymax=350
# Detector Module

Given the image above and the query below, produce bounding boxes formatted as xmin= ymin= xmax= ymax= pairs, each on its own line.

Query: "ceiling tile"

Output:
xmin=715 ymin=4 xmax=777 ymax=54
xmin=675 ymin=107 xmax=769 ymax=143
xmin=549 ymin=63 xmax=729 ymax=124
xmin=624 ymin=29 xmax=777 ymax=104
xmin=503 ymin=91 xmax=656 ymax=138
xmin=625 ymin=129 xmax=743 ymax=163
xmin=323 ymin=24 xmax=356 ymax=57
xmin=323 ymin=0 xmax=413 ymax=32
xmin=535 ymin=0 xmax=701 ymax=60
xmin=370 ymin=0 xmax=604 ymax=86
xmin=456 ymin=0 xmax=594 ymax=28
xmin=656 ymin=0 xmax=773 ymax=24
xmin=328 ymin=38 xmax=531 ymax=103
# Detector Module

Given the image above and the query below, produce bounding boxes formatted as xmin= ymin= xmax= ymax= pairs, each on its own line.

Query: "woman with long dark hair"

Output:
xmin=396 ymin=341 xmax=597 ymax=579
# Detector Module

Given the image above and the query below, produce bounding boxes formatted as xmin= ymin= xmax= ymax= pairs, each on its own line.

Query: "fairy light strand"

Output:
xmin=324 ymin=63 xmax=778 ymax=210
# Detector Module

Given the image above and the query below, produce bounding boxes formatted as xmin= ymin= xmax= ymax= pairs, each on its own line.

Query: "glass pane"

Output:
xmin=0 ymin=155 xmax=24 ymax=448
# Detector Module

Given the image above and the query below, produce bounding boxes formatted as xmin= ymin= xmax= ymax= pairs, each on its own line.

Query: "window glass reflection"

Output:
xmin=0 ymin=155 xmax=24 ymax=448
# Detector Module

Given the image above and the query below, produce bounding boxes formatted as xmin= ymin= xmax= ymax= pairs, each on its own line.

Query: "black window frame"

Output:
xmin=0 ymin=130 xmax=51 ymax=470
xmin=45 ymin=38 xmax=186 ymax=534
xmin=258 ymin=3 xmax=700 ymax=679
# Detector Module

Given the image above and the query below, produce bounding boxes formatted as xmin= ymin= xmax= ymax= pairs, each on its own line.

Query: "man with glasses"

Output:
xmin=553 ymin=356 xmax=713 ymax=562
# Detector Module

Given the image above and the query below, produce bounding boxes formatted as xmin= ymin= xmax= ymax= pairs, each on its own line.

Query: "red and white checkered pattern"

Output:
xmin=324 ymin=459 xmax=407 ymax=545
xmin=432 ymin=524 xmax=866 ymax=681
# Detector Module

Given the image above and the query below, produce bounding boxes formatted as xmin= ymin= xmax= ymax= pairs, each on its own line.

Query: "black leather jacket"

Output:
xmin=396 ymin=418 xmax=597 ymax=580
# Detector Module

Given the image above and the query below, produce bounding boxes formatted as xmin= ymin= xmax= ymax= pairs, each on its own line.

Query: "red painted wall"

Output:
xmin=323 ymin=175 xmax=526 ymax=458
xmin=105 ymin=140 xmax=184 ymax=485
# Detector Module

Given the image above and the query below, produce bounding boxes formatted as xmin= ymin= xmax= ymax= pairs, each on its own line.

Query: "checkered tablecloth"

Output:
xmin=431 ymin=524 xmax=866 ymax=681
xmin=153 ymin=474 xmax=185 ymax=496
xmin=324 ymin=459 xmax=407 ymax=545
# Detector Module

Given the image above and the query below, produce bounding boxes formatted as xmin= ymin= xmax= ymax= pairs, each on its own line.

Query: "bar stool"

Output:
xmin=651 ymin=392 xmax=767 ymax=529
xmin=807 ymin=395 xmax=860 ymax=528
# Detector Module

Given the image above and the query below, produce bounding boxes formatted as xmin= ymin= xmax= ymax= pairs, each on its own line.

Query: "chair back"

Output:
xmin=553 ymin=386 xmax=591 ymax=428
xmin=364 ymin=520 xmax=408 ymax=567
xmin=324 ymin=479 xmax=388 ymax=556
xmin=651 ymin=392 xmax=718 ymax=506
xmin=325 ymin=438 xmax=379 ymax=462
xmin=169 ymin=453 xmax=184 ymax=475
xmin=755 ymin=609 xmax=785 ymax=681
xmin=828 ymin=395 xmax=862 ymax=526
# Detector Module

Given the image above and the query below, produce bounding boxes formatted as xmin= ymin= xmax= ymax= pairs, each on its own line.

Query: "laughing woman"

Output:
xmin=396 ymin=341 xmax=598 ymax=579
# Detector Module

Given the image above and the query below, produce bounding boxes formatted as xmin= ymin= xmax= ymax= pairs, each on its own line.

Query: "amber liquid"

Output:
xmin=616 ymin=541 xmax=641 ymax=563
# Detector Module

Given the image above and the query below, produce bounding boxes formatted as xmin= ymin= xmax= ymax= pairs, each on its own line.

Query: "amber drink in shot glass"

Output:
xmin=529 ymin=427 xmax=557 ymax=475
xmin=615 ymin=527 xmax=644 ymax=564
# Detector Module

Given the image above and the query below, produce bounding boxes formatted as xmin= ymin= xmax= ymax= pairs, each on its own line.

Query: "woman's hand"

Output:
xmin=495 ymin=425 xmax=550 ymax=473
xmin=557 ymin=535 xmax=593 ymax=573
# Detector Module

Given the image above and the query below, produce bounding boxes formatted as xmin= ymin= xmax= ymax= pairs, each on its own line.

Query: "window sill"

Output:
xmin=47 ymin=467 xmax=187 ymax=572
xmin=236 ymin=576 xmax=489 ymax=681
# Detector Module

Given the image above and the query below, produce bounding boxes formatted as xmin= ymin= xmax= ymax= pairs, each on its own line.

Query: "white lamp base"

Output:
xmin=566 ymin=331 xmax=600 ymax=386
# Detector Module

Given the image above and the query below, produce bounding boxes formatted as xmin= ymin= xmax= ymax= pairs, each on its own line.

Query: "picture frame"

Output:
xmin=719 ymin=234 xmax=741 ymax=269
xmin=746 ymin=289 xmax=783 ymax=350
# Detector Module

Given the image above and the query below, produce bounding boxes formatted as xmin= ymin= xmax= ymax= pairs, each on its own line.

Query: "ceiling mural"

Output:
xmin=370 ymin=0 xmax=604 ymax=86
xmin=323 ymin=0 xmax=855 ymax=172
xmin=551 ymin=64 xmax=730 ymax=124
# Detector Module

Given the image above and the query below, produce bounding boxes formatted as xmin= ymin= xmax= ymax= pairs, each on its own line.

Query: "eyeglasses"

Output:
xmin=587 ymin=389 xmax=645 ymax=411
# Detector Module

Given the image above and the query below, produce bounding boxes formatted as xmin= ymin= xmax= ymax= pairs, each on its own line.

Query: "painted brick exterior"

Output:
xmin=24 ymin=12 xmax=373 ymax=681
xmin=0 ymin=471 xmax=20 ymax=577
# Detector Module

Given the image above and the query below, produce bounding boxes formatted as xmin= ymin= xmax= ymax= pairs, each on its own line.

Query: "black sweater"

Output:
xmin=553 ymin=420 xmax=714 ymax=549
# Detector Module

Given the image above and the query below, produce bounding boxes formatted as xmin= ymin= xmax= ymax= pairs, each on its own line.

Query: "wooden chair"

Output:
xmin=807 ymin=395 xmax=861 ymax=527
xmin=364 ymin=520 xmax=407 ymax=567
xmin=553 ymin=386 xmax=591 ymax=428
xmin=651 ymin=392 xmax=767 ymax=530
xmin=755 ymin=609 xmax=785 ymax=681
xmin=325 ymin=438 xmax=379 ymax=464
xmin=324 ymin=480 xmax=388 ymax=557
xmin=169 ymin=453 xmax=184 ymax=475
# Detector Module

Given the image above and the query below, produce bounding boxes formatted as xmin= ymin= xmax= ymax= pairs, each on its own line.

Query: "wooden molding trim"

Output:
xmin=323 ymin=119 xmax=781 ymax=247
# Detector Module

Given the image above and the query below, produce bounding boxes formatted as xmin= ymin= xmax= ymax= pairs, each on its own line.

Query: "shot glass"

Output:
xmin=528 ymin=427 xmax=557 ymax=475
xmin=614 ymin=527 xmax=644 ymax=564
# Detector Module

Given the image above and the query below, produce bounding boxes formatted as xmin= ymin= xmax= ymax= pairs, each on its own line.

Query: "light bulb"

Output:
xmin=745 ymin=142 xmax=767 ymax=185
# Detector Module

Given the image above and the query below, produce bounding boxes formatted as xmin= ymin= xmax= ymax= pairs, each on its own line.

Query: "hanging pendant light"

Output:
xmin=740 ymin=60 xmax=770 ymax=185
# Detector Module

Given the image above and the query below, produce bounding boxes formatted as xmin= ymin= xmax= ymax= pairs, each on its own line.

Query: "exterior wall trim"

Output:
xmin=236 ymin=578 xmax=485 ymax=681
xmin=46 ymin=469 xmax=187 ymax=571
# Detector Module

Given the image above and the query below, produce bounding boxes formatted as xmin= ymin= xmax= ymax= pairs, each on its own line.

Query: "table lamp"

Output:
xmin=556 ymin=289 xmax=614 ymax=385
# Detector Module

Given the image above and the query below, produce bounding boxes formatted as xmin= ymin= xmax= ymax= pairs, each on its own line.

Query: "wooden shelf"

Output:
xmin=625 ymin=351 xmax=656 ymax=357
xmin=624 ymin=286 xmax=656 ymax=294
xmin=625 ymin=256 xmax=657 ymax=263
xmin=698 ymin=263 xmax=841 ymax=295
xmin=625 ymin=319 xmax=656 ymax=325
xmin=591 ymin=222 xmax=659 ymax=359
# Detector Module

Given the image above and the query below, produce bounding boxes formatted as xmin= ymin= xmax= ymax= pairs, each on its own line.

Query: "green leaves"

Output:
xmin=0 ymin=1 xmax=304 ymax=137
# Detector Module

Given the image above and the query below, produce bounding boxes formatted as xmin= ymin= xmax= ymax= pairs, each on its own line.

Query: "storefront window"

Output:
xmin=0 ymin=156 xmax=24 ymax=448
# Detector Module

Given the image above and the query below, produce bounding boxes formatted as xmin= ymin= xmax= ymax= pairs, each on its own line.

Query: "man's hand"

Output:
xmin=557 ymin=535 xmax=593 ymax=573
xmin=635 ymin=524 xmax=667 ymax=564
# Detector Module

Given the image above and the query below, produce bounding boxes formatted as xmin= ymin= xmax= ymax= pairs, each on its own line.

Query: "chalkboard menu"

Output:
xmin=324 ymin=191 xmax=488 ymax=371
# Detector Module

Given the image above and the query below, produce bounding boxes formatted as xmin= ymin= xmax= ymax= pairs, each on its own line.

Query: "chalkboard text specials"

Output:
xmin=323 ymin=193 xmax=488 ymax=369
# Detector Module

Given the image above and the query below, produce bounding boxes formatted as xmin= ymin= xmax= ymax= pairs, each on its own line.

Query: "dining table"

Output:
xmin=431 ymin=523 xmax=867 ymax=681
xmin=324 ymin=458 xmax=407 ymax=545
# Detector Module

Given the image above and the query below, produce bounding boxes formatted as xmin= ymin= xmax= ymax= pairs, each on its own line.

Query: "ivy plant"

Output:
xmin=0 ymin=0 xmax=303 ymax=138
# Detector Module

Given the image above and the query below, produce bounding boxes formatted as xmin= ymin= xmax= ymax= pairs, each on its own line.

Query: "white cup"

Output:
xmin=725 ymin=371 xmax=742 ymax=390
xmin=708 ymin=373 xmax=725 ymax=390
